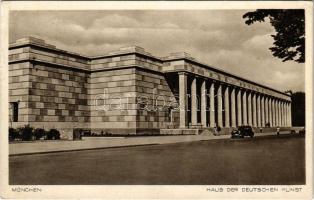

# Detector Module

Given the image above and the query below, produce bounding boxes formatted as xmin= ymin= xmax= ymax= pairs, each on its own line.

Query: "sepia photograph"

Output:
xmin=0 ymin=1 xmax=312 ymax=199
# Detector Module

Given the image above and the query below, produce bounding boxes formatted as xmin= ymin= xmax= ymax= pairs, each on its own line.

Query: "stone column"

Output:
xmin=237 ymin=89 xmax=242 ymax=126
xmin=224 ymin=85 xmax=230 ymax=127
xmin=201 ymin=79 xmax=207 ymax=127
xmin=285 ymin=102 xmax=288 ymax=127
xmin=264 ymin=96 xmax=269 ymax=126
xmin=269 ymin=98 xmax=273 ymax=127
xmin=265 ymin=97 xmax=270 ymax=126
xmin=283 ymin=101 xmax=285 ymax=126
xmin=252 ymin=93 xmax=257 ymax=127
xmin=274 ymin=99 xmax=277 ymax=126
xmin=286 ymin=102 xmax=288 ymax=127
xmin=191 ymin=76 xmax=197 ymax=126
xmin=242 ymin=90 xmax=247 ymax=125
xmin=276 ymin=99 xmax=279 ymax=127
xmin=278 ymin=100 xmax=281 ymax=126
xmin=282 ymin=102 xmax=285 ymax=126
xmin=261 ymin=95 xmax=265 ymax=127
xmin=272 ymin=99 xmax=276 ymax=126
xmin=179 ymin=72 xmax=187 ymax=128
xmin=231 ymin=87 xmax=236 ymax=127
xmin=288 ymin=102 xmax=292 ymax=127
xmin=257 ymin=94 xmax=261 ymax=127
xmin=209 ymin=81 xmax=215 ymax=127
xmin=247 ymin=92 xmax=252 ymax=126
xmin=278 ymin=101 xmax=282 ymax=127
xmin=217 ymin=83 xmax=223 ymax=127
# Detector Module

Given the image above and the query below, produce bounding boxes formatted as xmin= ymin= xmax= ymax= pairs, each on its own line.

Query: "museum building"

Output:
xmin=9 ymin=37 xmax=292 ymax=138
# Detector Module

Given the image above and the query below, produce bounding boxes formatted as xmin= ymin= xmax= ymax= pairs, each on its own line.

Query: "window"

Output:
xmin=10 ymin=102 xmax=19 ymax=122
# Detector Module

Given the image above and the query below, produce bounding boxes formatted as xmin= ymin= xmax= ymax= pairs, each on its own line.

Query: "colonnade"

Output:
xmin=178 ymin=72 xmax=292 ymax=128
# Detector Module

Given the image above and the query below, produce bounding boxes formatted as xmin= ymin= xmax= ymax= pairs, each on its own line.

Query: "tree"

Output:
xmin=291 ymin=92 xmax=305 ymax=126
xmin=243 ymin=9 xmax=305 ymax=63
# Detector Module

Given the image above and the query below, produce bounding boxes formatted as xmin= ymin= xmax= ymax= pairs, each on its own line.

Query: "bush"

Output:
xmin=9 ymin=128 xmax=19 ymax=141
xmin=34 ymin=128 xmax=46 ymax=140
xmin=47 ymin=129 xmax=60 ymax=140
xmin=19 ymin=125 xmax=34 ymax=141
xmin=83 ymin=130 xmax=91 ymax=136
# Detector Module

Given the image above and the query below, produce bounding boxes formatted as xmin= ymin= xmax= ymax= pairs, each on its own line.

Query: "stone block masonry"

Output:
xmin=9 ymin=37 xmax=292 ymax=138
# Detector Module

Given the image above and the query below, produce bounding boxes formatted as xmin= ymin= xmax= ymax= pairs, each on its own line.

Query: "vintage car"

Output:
xmin=231 ymin=126 xmax=254 ymax=138
xmin=299 ymin=127 xmax=305 ymax=135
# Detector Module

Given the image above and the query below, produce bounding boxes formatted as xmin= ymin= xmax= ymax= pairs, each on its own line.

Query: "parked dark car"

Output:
xmin=299 ymin=128 xmax=305 ymax=135
xmin=231 ymin=126 xmax=254 ymax=138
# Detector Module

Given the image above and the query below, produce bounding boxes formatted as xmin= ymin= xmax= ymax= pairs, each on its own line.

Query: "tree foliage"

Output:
xmin=243 ymin=9 xmax=305 ymax=63
xmin=291 ymin=92 xmax=305 ymax=126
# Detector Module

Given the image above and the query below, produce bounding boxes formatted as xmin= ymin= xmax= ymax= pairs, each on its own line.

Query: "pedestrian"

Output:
xmin=213 ymin=126 xmax=218 ymax=136
xmin=276 ymin=126 xmax=280 ymax=136
xmin=217 ymin=125 xmax=221 ymax=136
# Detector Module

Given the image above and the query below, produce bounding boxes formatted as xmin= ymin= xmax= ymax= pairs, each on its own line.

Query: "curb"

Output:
xmin=9 ymin=132 xmax=298 ymax=157
xmin=9 ymin=143 xmax=160 ymax=157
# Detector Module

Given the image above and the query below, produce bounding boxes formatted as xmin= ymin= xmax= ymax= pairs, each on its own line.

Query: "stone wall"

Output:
xmin=27 ymin=64 xmax=90 ymax=128
xmin=9 ymin=38 xmax=91 ymax=139
xmin=135 ymin=69 xmax=179 ymax=131
xmin=89 ymin=68 xmax=138 ymax=134
xmin=9 ymin=62 xmax=32 ymax=127
xmin=88 ymin=67 xmax=180 ymax=135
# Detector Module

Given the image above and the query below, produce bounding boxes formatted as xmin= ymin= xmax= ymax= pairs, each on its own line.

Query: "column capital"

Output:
xmin=211 ymin=79 xmax=217 ymax=83
xmin=192 ymin=74 xmax=200 ymax=78
xmin=178 ymin=71 xmax=187 ymax=76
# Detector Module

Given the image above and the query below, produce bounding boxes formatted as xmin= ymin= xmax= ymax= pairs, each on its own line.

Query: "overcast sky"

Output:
xmin=9 ymin=10 xmax=305 ymax=92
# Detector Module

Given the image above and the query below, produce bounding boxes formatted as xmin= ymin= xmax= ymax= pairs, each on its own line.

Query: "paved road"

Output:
xmin=9 ymin=134 xmax=305 ymax=185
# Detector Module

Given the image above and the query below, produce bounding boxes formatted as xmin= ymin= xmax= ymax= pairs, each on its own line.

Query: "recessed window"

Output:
xmin=10 ymin=102 xmax=19 ymax=122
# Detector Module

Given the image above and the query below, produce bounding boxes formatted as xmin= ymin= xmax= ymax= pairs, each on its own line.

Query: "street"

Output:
xmin=9 ymin=134 xmax=305 ymax=185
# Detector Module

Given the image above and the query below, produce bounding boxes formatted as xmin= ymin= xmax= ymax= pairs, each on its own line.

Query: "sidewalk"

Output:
xmin=9 ymin=131 xmax=291 ymax=156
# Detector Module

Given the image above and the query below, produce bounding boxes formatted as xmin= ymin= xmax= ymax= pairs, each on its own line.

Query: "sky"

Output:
xmin=9 ymin=10 xmax=305 ymax=92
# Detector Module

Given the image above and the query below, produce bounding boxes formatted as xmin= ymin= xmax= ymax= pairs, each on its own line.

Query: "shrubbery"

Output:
xmin=46 ymin=129 xmax=60 ymax=140
xmin=34 ymin=128 xmax=46 ymax=140
xmin=9 ymin=127 xmax=20 ymax=141
xmin=9 ymin=126 xmax=61 ymax=142
xmin=19 ymin=125 xmax=34 ymax=141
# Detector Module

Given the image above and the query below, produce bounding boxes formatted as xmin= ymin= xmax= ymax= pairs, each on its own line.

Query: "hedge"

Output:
xmin=9 ymin=126 xmax=60 ymax=142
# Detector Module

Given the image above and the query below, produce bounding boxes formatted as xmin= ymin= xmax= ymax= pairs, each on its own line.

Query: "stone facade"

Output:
xmin=9 ymin=37 xmax=292 ymax=138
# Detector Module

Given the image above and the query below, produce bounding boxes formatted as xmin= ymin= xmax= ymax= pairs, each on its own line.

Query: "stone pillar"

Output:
xmin=201 ymin=79 xmax=207 ymax=127
xmin=288 ymin=102 xmax=292 ymax=127
xmin=283 ymin=102 xmax=286 ymax=127
xmin=269 ymin=98 xmax=273 ymax=127
xmin=285 ymin=102 xmax=288 ymax=127
xmin=261 ymin=95 xmax=265 ymax=127
xmin=274 ymin=99 xmax=277 ymax=126
xmin=278 ymin=101 xmax=282 ymax=127
xmin=265 ymin=96 xmax=269 ymax=126
xmin=272 ymin=99 xmax=276 ymax=126
xmin=231 ymin=87 xmax=236 ymax=127
xmin=191 ymin=76 xmax=197 ymax=126
xmin=209 ymin=81 xmax=215 ymax=127
xmin=247 ymin=92 xmax=252 ymax=126
xmin=237 ymin=89 xmax=242 ymax=126
xmin=242 ymin=90 xmax=247 ymax=125
xmin=252 ymin=93 xmax=257 ymax=127
xmin=217 ymin=83 xmax=223 ymax=127
xmin=257 ymin=94 xmax=261 ymax=127
xmin=276 ymin=99 xmax=279 ymax=127
xmin=224 ymin=85 xmax=230 ymax=127
xmin=282 ymin=101 xmax=285 ymax=126
xmin=179 ymin=72 xmax=187 ymax=128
